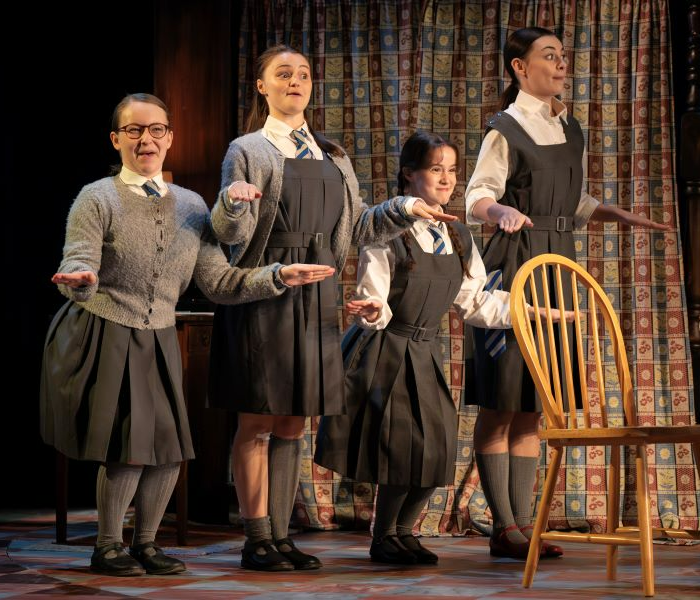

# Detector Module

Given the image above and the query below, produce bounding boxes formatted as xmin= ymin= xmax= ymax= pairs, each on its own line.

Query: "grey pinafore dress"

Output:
xmin=315 ymin=226 xmax=470 ymax=487
xmin=208 ymin=156 xmax=344 ymax=416
xmin=470 ymin=111 xmax=584 ymax=413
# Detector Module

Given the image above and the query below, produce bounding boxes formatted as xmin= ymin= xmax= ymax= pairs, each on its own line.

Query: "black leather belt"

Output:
xmin=386 ymin=322 xmax=439 ymax=341
xmin=266 ymin=232 xmax=329 ymax=248
xmin=528 ymin=216 xmax=573 ymax=232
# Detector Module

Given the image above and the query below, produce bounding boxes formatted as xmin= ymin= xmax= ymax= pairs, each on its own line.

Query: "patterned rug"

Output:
xmin=0 ymin=509 xmax=698 ymax=599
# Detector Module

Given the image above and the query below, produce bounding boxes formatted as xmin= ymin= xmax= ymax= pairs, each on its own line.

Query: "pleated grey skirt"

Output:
xmin=40 ymin=301 xmax=194 ymax=465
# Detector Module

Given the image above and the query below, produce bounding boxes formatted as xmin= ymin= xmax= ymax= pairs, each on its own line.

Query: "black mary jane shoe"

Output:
xmin=369 ymin=535 xmax=417 ymax=565
xmin=241 ymin=539 xmax=295 ymax=571
xmin=129 ymin=542 xmax=186 ymax=575
xmin=274 ymin=537 xmax=322 ymax=570
xmin=398 ymin=534 xmax=439 ymax=564
xmin=90 ymin=543 xmax=145 ymax=577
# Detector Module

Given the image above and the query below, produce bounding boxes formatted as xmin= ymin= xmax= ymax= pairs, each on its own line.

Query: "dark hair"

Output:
xmin=500 ymin=27 xmax=557 ymax=110
xmin=397 ymin=131 xmax=459 ymax=194
xmin=396 ymin=131 xmax=469 ymax=277
xmin=244 ymin=43 xmax=344 ymax=157
xmin=111 ymin=93 xmax=170 ymax=131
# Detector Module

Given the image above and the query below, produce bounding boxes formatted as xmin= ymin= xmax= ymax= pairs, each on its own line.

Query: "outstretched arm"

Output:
xmin=194 ymin=218 xmax=334 ymax=305
xmin=588 ymin=204 xmax=672 ymax=231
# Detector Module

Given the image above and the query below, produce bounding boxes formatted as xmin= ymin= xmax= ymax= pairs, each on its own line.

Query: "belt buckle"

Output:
xmin=412 ymin=326 xmax=428 ymax=341
xmin=313 ymin=232 xmax=324 ymax=247
xmin=556 ymin=216 xmax=566 ymax=232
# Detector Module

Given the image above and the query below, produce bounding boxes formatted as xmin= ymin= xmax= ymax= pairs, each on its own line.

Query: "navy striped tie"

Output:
xmin=484 ymin=270 xmax=506 ymax=358
xmin=292 ymin=129 xmax=311 ymax=159
xmin=427 ymin=225 xmax=446 ymax=255
xmin=142 ymin=181 xmax=161 ymax=197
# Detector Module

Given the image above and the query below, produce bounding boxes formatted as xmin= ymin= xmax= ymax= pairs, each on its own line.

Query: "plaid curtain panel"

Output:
xmin=235 ymin=0 xmax=697 ymax=535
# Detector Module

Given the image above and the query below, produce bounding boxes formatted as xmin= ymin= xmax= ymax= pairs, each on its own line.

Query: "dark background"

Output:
xmin=0 ymin=1 xmax=694 ymax=509
xmin=2 ymin=2 xmax=157 ymax=507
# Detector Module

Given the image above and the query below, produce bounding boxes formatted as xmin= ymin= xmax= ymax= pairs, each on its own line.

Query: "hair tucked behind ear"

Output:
xmin=499 ymin=26 xmax=556 ymax=110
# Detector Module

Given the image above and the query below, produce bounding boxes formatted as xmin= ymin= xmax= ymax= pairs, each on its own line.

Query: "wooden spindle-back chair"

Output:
xmin=509 ymin=253 xmax=700 ymax=597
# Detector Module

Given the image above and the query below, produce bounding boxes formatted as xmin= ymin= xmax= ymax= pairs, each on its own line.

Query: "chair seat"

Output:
xmin=541 ymin=424 xmax=700 ymax=447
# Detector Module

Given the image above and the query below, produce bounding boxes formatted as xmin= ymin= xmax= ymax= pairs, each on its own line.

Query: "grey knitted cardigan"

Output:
xmin=211 ymin=132 xmax=416 ymax=268
xmin=57 ymin=177 xmax=283 ymax=329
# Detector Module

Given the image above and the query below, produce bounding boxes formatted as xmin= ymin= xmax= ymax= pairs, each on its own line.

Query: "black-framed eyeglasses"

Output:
xmin=116 ymin=123 xmax=171 ymax=139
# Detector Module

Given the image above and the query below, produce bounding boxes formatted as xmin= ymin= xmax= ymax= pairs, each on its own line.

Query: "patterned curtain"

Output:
xmin=234 ymin=0 xmax=697 ymax=535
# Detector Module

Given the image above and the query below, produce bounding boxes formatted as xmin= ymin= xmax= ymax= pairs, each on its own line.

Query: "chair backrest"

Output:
xmin=509 ymin=254 xmax=636 ymax=430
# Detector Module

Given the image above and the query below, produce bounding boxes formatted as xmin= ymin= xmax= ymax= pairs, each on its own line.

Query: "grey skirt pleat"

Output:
xmin=40 ymin=301 xmax=194 ymax=465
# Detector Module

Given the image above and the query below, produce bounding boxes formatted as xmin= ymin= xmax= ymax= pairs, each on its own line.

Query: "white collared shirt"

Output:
xmin=464 ymin=90 xmax=598 ymax=227
xmin=261 ymin=115 xmax=323 ymax=160
xmin=354 ymin=219 xmax=511 ymax=330
xmin=119 ymin=166 xmax=168 ymax=197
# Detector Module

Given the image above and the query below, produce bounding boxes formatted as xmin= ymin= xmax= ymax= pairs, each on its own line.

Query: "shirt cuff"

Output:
xmin=403 ymin=196 xmax=419 ymax=217
xmin=272 ymin=264 xmax=291 ymax=289
xmin=464 ymin=188 xmax=498 ymax=225
xmin=573 ymin=193 xmax=600 ymax=229
xmin=223 ymin=182 xmax=249 ymax=214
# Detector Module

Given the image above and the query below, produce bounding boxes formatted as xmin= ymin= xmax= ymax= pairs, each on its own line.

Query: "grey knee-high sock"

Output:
xmin=132 ymin=463 xmax=181 ymax=546
xmin=509 ymin=455 xmax=539 ymax=530
xmin=475 ymin=452 xmax=527 ymax=543
xmin=96 ymin=463 xmax=143 ymax=548
xmin=373 ymin=484 xmax=410 ymax=539
xmin=243 ymin=515 xmax=272 ymax=544
xmin=268 ymin=436 xmax=302 ymax=541
xmin=396 ymin=487 xmax=435 ymax=537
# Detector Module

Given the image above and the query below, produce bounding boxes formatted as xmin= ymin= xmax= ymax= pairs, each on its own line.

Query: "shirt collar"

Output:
xmin=264 ymin=114 xmax=310 ymax=139
xmin=408 ymin=199 xmax=445 ymax=235
xmin=514 ymin=90 xmax=568 ymax=123
xmin=119 ymin=166 xmax=166 ymax=191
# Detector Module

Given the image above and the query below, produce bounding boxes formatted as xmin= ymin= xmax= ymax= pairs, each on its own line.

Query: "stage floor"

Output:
xmin=0 ymin=509 xmax=698 ymax=598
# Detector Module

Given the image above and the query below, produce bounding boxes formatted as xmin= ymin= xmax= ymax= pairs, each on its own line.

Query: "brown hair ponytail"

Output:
xmin=244 ymin=44 xmax=344 ymax=157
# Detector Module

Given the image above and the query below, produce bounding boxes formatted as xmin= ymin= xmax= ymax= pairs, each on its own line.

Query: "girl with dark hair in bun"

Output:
xmin=465 ymin=27 xmax=670 ymax=559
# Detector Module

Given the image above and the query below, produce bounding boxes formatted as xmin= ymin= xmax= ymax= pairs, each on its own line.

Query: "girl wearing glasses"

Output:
xmin=465 ymin=27 xmax=671 ymax=559
xmin=40 ymin=93 xmax=332 ymax=577
xmin=207 ymin=44 xmax=456 ymax=572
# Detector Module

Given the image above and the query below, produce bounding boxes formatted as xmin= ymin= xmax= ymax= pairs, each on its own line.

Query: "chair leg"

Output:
xmin=55 ymin=451 xmax=68 ymax=545
xmin=606 ymin=445 xmax=621 ymax=580
xmin=175 ymin=461 xmax=188 ymax=546
xmin=635 ymin=445 xmax=654 ymax=597
xmin=692 ymin=442 xmax=700 ymax=483
xmin=523 ymin=446 xmax=562 ymax=588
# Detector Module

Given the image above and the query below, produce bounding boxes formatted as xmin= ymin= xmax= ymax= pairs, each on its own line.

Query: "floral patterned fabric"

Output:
xmin=234 ymin=0 xmax=697 ymax=534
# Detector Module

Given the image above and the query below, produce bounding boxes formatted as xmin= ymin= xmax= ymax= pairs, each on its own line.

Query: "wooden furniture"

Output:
xmin=55 ymin=453 xmax=189 ymax=545
xmin=509 ymin=254 xmax=700 ymax=597
xmin=175 ymin=312 xmax=236 ymax=528
xmin=55 ymin=312 xmax=232 ymax=546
